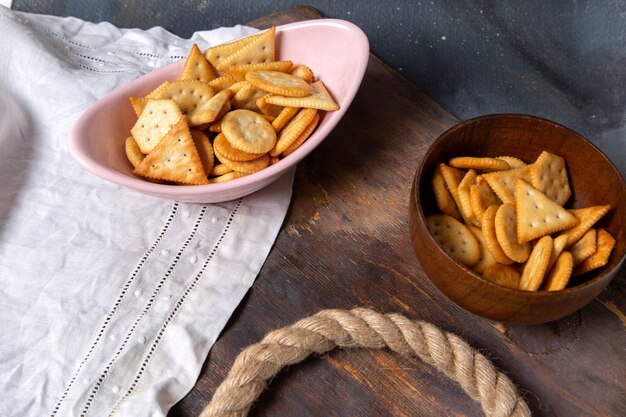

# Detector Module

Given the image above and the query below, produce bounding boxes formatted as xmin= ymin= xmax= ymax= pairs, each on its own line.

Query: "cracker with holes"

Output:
xmin=215 ymin=27 xmax=276 ymax=71
xmin=468 ymin=226 xmax=498 ymax=275
xmin=496 ymin=156 xmax=527 ymax=169
xmin=515 ymin=179 xmax=579 ymax=243
xmin=131 ymin=99 xmax=183 ymax=153
xmin=569 ymin=228 xmax=597 ymax=266
xmin=530 ymin=151 xmax=572 ymax=205
xmin=221 ymin=109 xmax=276 ymax=154
xmin=457 ymin=169 xmax=479 ymax=227
xmin=214 ymin=146 xmax=270 ymax=175
xmin=469 ymin=176 xmax=500 ymax=225
xmin=228 ymin=60 xmax=293 ymax=80
xmin=271 ymin=108 xmax=317 ymax=156
xmin=144 ymin=80 xmax=214 ymax=126
xmin=264 ymin=80 xmax=339 ymax=111
xmin=541 ymin=251 xmax=573 ymax=291
xmin=204 ymin=27 xmax=276 ymax=69
xmin=432 ymin=165 xmax=462 ymax=220
xmin=482 ymin=264 xmax=521 ymax=289
xmin=482 ymin=165 xmax=533 ymax=204
xmin=190 ymin=129 xmax=214 ymax=177
xmin=180 ymin=44 xmax=217 ymax=83
xmin=134 ymin=117 xmax=208 ymax=185
xmin=231 ymin=82 xmax=268 ymax=111
xmin=213 ymin=133 xmax=265 ymax=162
xmin=426 ymin=214 xmax=480 ymax=267
xmin=558 ymin=205 xmax=611 ymax=248
xmin=495 ymin=203 xmax=531 ymax=263
xmin=246 ymin=70 xmax=313 ymax=97
xmin=188 ymin=89 xmax=233 ymax=126
xmin=481 ymin=205 xmax=514 ymax=265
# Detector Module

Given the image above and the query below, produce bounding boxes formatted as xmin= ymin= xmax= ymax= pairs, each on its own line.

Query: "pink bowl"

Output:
xmin=69 ymin=19 xmax=369 ymax=203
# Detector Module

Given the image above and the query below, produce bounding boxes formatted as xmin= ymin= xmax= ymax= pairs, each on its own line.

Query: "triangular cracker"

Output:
xmin=180 ymin=44 xmax=217 ymax=83
xmin=515 ymin=179 xmax=579 ymax=243
xmin=216 ymin=27 xmax=276 ymax=71
xmin=134 ymin=117 xmax=209 ymax=185
xmin=130 ymin=99 xmax=183 ymax=154
xmin=188 ymin=89 xmax=233 ymax=126
xmin=264 ymin=81 xmax=339 ymax=111
xmin=204 ymin=28 xmax=274 ymax=68
xmin=482 ymin=165 xmax=532 ymax=204
xmin=530 ymin=151 xmax=572 ymax=205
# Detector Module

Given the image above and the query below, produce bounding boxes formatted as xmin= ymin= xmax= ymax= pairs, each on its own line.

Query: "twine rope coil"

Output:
xmin=200 ymin=308 xmax=531 ymax=417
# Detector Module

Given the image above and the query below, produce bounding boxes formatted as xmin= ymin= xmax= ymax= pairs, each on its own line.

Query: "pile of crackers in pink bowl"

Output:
xmin=69 ymin=19 xmax=369 ymax=203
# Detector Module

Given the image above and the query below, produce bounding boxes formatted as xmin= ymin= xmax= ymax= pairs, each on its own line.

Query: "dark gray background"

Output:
xmin=12 ymin=0 xmax=626 ymax=175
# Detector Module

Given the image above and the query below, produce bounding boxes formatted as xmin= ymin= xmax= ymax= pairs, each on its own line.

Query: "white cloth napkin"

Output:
xmin=0 ymin=7 xmax=293 ymax=417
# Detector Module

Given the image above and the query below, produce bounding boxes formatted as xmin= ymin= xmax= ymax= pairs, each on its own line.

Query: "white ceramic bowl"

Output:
xmin=69 ymin=19 xmax=369 ymax=203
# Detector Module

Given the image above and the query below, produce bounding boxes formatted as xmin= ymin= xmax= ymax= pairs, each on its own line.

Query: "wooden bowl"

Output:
xmin=409 ymin=114 xmax=626 ymax=323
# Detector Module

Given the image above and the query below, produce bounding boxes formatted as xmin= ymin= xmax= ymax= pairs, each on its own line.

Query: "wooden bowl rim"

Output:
xmin=413 ymin=113 xmax=626 ymax=297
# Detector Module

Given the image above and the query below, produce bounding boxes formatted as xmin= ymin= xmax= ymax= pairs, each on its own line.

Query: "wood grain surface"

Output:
xmin=170 ymin=6 xmax=626 ymax=417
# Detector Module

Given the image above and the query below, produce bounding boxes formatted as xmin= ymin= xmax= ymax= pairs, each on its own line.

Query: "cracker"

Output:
xmin=469 ymin=176 xmax=500 ymax=225
xmin=515 ymin=179 xmax=579 ymax=243
xmin=129 ymin=96 xmax=149 ymax=117
xmin=468 ymin=226 xmax=498 ymax=275
xmin=204 ymin=27 xmax=275 ymax=69
xmin=482 ymin=264 xmax=521 ymax=289
xmin=530 ymin=151 xmax=572 ymax=205
xmin=125 ymin=136 xmax=145 ymax=168
xmin=213 ymin=133 xmax=265 ymax=161
xmin=246 ymin=70 xmax=313 ymax=97
xmin=547 ymin=234 xmax=569 ymax=273
xmin=210 ymin=163 xmax=232 ymax=177
xmin=271 ymin=106 xmax=300 ymax=132
xmin=264 ymin=80 xmax=339 ymax=111
xmin=572 ymin=228 xmax=616 ymax=277
xmin=570 ymin=228 xmax=597 ymax=266
xmin=432 ymin=165 xmax=462 ymax=220
xmin=290 ymin=64 xmax=314 ymax=83
xmin=215 ymin=27 xmax=276 ymax=71
xmin=208 ymin=74 xmax=238 ymax=92
xmin=519 ymin=235 xmax=553 ymax=291
xmin=221 ymin=109 xmax=277 ymax=154
xmin=281 ymin=112 xmax=320 ymax=157
xmin=558 ymin=205 xmax=611 ymax=248
xmin=188 ymin=88 xmax=233 ymax=126
xmin=270 ymin=156 xmax=280 ymax=165
xmin=208 ymin=120 xmax=222 ymax=133
xmin=231 ymin=82 xmax=267 ymax=111
xmin=130 ymin=99 xmax=183 ymax=154
xmin=133 ymin=117 xmax=208 ymax=185
xmin=439 ymin=163 xmax=466 ymax=218
xmin=482 ymin=165 xmax=532 ymax=204
xmin=256 ymin=94 xmax=284 ymax=118
xmin=214 ymin=145 xmax=270 ymax=174
xmin=448 ymin=156 xmax=510 ymax=171
xmin=270 ymin=108 xmax=317 ymax=157
xmin=208 ymin=171 xmax=246 ymax=183
xmin=495 ymin=156 xmax=527 ymax=169
xmin=180 ymin=44 xmax=217 ymax=83
xmin=190 ymin=129 xmax=214 ymax=177
xmin=481 ymin=205 xmax=514 ymax=265
xmin=146 ymin=80 xmax=215 ymax=123
xmin=541 ymin=251 xmax=573 ymax=291
xmin=426 ymin=214 xmax=480 ymax=267
xmin=228 ymin=60 xmax=293 ymax=79
xmin=457 ymin=169 xmax=480 ymax=226
xmin=495 ymin=203 xmax=531 ymax=263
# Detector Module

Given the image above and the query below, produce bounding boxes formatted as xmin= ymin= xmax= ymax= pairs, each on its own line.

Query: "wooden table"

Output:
xmin=171 ymin=7 xmax=626 ymax=417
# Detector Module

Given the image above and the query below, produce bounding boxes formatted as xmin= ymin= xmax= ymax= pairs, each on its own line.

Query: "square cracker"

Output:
xmin=482 ymin=165 xmax=532 ymax=204
xmin=134 ymin=117 xmax=209 ymax=185
xmin=131 ymin=99 xmax=183 ymax=154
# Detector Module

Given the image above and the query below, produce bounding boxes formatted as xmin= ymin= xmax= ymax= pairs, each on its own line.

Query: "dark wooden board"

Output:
xmin=170 ymin=6 xmax=626 ymax=417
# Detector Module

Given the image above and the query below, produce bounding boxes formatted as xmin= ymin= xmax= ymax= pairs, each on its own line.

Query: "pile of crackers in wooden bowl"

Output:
xmin=410 ymin=114 xmax=626 ymax=323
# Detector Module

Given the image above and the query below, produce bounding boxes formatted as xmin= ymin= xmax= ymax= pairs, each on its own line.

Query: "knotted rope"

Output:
xmin=200 ymin=308 xmax=531 ymax=417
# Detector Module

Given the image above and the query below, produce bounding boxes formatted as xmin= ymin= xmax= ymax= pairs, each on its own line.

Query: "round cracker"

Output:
xmin=481 ymin=205 xmax=514 ymax=265
xmin=214 ymin=145 xmax=270 ymax=175
xmin=426 ymin=214 xmax=480 ymax=267
xmin=482 ymin=264 xmax=521 ymax=289
xmin=467 ymin=226 xmax=498 ymax=275
xmin=190 ymin=130 xmax=214 ymax=177
xmin=214 ymin=133 xmax=265 ymax=161
xmin=448 ymin=157 xmax=511 ymax=171
xmin=519 ymin=235 xmax=553 ymax=291
xmin=210 ymin=163 xmax=233 ymax=177
xmin=246 ymin=70 xmax=312 ymax=97
xmin=221 ymin=109 xmax=276 ymax=154
xmin=281 ymin=113 xmax=320 ymax=157
xmin=270 ymin=108 xmax=317 ymax=157
xmin=208 ymin=171 xmax=247 ymax=183
xmin=495 ymin=203 xmax=531 ymax=263
xmin=125 ymin=136 xmax=145 ymax=168
xmin=541 ymin=251 xmax=573 ymax=291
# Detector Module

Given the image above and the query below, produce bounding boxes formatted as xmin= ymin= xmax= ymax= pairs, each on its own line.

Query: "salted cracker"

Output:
xmin=482 ymin=165 xmax=533 ymax=204
xmin=432 ymin=165 xmax=462 ymax=220
xmin=214 ymin=145 xmax=270 ymax=175
xmin=519 ymin=235 xmax=553 ymax=291
xmin=482 ymin=264 xmax=521 ymax=289
xmin=481 ymin=205 xmax=514 ymax=265
xmin=188 ymin=88 xmax=233 ymax=126
xmin=190 ymin=129 xmax=214 ymax=177
xmin=213 ymin=133 xmax=265 ymax=161
xmin=530 ymin=151 xmax=572 ymax=205
xmin=570 ymin=228 xmax=597 ymax=266
xmin=227 ymin=60 xmax=293 ymax=80
xmin=270 ymin=106 xmax=300 ymax=131
xmin=145 ymin=80 xmax=215 ymax=125
xmin=208 ymin=171 xmax=247 ymax=183
xmin=131 ymin=99 xmax=183 ymax=154
xmin=495 ymin=156 xmax=527 ymax=169
xmin=264 ymin=80 xmax=339 ymax=111
xmin=469 ymin=176 xmax=500 ymax=225
xmin=468 ymin=226 xmax=499 ymax=275
xmin=180 ymin=44 xmax=217 ymax=83
xmin=270 ymin=108 xmax=317 ymax=156
xmin=125 ymin=136 xmax=145 ymax=168
xmin=281 ymin=112 xmax=320 ymax=157
xmin=204 ymin=27 xmax=275 ymax=69
xmin=246 ymin=70 xmax=313 ymax=97
xmin=515 ymin=179 xmax=579 ymax=244
xmin=448 ymin=156 xmax=510 ymax=171
xmin=541 ymin=251 xmax=573 ymax=291
xmin=231 ymin=82 xmax=267 ymax=112
xmin=457 ymin=169 xmax=479 ymax=226
xmin=426 ymin=214 xmax=480 ymax=267
xmin=572 ymin=228 xmax=616 ymax=278
xmin=221 ymin=109 xmax=276 ymax=154
xmin=290 ymin=64 xmax=314 ymax=83
xmin=210 ymin=163 xmax=233 ymax=177
xmin=495 ymin=203 xmax=531 ymax=263
xmin=208 ymin=74 xmax=238 ymax=92
xmin=133 ymin=117 xmax=208 ymax=185
xmin=215 ymin=27 xmax=276 ymax=71
xmin=557 ymin=205 xmax=611 ymax=248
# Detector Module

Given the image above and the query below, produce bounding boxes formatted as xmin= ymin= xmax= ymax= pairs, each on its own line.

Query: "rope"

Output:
xmin=199 ymin=308 xmax=531 ymax=417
